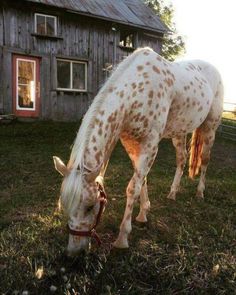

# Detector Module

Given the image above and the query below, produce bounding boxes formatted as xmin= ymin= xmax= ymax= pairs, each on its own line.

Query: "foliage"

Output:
xmin=145 ymin=0 xmax=185 ymax=61
xmin=0 ymin=122 xmax=235 ymax=294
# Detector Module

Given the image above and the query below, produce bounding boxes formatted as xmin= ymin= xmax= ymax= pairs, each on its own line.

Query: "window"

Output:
xmin=120 ymin=31 xmax=135 ymax=48
xmin=57 ymin=59 xmax=87 ymax=92
xmin=35 ymin=13 xmax=57 ymax=36
xmin=16 ymin=59 xmax=36 ymax=110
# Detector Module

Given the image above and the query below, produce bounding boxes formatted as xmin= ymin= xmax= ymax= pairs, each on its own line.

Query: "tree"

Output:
xmin=145 ymin=0 xmax=185 ymax=61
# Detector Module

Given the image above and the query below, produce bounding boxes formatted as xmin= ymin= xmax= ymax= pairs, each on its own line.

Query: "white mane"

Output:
xmin=60 ymin=170 xmax=82 ymax=215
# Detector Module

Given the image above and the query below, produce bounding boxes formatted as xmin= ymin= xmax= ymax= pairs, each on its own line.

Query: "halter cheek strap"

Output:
xmin=67 ymin=184 xmax=107 ymax=246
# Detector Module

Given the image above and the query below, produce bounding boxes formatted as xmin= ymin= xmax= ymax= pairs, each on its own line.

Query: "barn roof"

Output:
xmin=26 ymin=0 xmax=168 ymax=34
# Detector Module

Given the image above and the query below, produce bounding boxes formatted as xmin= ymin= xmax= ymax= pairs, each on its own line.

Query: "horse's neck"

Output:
xmin=82 ymin=94 xmax=125 ymax=174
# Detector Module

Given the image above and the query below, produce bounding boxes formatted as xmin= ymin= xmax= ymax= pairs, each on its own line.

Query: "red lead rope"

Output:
xmin=67 ymin=184 xmax=107 ymax=246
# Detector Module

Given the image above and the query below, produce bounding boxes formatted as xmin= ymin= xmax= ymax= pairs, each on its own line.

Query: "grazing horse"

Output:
xmin=54 ymin=47 xmax=223 ymax=255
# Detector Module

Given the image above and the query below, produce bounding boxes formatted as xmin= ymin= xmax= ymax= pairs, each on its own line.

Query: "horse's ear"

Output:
xmin=53 ymin=156 xmax=68 ymax=176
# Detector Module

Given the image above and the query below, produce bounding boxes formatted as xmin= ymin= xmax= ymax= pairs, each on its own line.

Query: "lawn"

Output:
xmin=0 ymin=121 xmax=235 ymax=295
xmin=222 ymin=111 xmax=236 ymax=121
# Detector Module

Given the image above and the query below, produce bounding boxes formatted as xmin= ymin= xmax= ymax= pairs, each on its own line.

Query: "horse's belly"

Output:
xmin=163 ymin=97 xmax=212 ymax=138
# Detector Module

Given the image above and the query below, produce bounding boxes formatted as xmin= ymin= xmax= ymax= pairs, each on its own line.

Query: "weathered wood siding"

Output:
xmin=0 ymin=1 xmax=163 ymax=121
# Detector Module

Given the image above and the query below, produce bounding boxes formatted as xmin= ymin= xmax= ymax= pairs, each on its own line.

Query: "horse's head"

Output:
xmin=53 ymin=156 xmax=106 ymax=256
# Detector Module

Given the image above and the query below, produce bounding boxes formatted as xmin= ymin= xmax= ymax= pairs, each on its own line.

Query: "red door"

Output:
xmin=13 ymin=55 xmax=40 ymax=117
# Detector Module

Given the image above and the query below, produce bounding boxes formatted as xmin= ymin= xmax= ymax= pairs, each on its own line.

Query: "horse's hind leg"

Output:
xmin=167 ymin=136 xmax=187 ymax=200
xmin=136 ymin=177 xmax=150 ymax=222
xmin=195 ymin=93 xmax=223 ymax=198
xmin=113 ymin=133 xmax=160 ymax=248
xmin=195 ymin=127 xmax=217 ymax=198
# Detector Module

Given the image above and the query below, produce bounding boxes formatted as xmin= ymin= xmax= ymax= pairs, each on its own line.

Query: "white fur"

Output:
xmin=55 ymin=47 xmax=223 ymax=251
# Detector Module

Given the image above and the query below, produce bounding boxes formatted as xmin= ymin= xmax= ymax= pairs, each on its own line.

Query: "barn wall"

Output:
xmin=0 ymin=0 xmax=164 ymax=121
xmin=0 ymin=48 xmax=12 ymax=114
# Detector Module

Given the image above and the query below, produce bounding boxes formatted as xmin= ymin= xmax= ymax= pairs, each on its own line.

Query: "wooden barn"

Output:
xmin=0 ymin=0 xmax=168 ymax=121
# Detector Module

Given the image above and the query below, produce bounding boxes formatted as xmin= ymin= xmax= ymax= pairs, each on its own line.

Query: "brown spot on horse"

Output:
xmin=137 ymin=65 xmax=144 ymax=71
xmin=152 ymin=65 xmax=161 ymax=74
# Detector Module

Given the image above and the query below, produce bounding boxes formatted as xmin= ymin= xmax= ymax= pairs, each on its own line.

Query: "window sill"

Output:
xmin=56 ymin=88 xmax=88 ymax=93
xmin=118 ymin=45 xmax=136 ymax=51
xmin=31 ymin=33 xmax=63 ymax=40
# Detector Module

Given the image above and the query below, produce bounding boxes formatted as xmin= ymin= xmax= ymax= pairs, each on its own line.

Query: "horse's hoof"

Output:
xmin=113 ymin=238 xmax=129 ymax=249
xmin=167 ymin=192 xmax=176 ymax=201
xmin=196 ymin=191 xmax=204 ymax=199
xmin=136 ymin=214 xmax=147 ymax=223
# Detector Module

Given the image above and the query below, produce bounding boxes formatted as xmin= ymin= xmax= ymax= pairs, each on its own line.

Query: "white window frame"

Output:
xmin=16 ymin=58 xmax=36 ymax=111
xmin=56 ymin=59 xmax=88 ymax=92
xmin=34 ymin=13 xmax=57 ymax=36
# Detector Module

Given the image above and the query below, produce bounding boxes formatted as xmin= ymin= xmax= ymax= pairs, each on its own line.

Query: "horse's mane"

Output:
xmin=68 ymin=47 xmax=153 ymax=170
xmin=62 ymin=47 xmax=153 ymax=215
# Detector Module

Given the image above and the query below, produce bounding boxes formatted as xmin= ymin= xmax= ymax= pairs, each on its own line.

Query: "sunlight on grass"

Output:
xmin=222 ymin=111 xmax=236 ymax=120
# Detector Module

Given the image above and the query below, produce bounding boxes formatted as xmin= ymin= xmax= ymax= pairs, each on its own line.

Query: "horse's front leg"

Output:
xmin=113 ymin=173 xmax=143 ymax=248
xmin=136 ymin=177 xmax=150 ymax=222
xmin=113 ymin=134 xmax=159 ymax=248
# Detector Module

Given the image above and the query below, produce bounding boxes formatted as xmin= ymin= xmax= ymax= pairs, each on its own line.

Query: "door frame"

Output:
xmin=13 ymin=54 xmax=41 ymax=117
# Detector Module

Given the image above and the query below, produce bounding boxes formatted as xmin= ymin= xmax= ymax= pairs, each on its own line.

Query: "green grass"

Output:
xmin=222 ymin=112 xmax=236 ymax=128
xmin=0 ymin=122 xmax=235 ymax=295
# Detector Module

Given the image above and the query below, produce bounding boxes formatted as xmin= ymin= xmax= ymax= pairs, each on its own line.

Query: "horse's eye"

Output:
xmin=86 ymin=205 xmax=94 ymax=213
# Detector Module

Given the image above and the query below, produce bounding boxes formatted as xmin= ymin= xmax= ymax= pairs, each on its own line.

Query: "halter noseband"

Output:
xmin=67 ymin=184 xmax=107 ymax=246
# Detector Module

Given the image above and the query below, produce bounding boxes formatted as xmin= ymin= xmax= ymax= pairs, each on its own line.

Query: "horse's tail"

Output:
xmin=188 ymin=128 xmax=204 ymax=179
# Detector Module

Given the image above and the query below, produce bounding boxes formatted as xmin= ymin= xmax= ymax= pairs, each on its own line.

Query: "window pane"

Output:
xmin=46 ymin=16 xmax=56 ymax=36
xmin=73 ymin=63 xmax=86 ymax=90
xmin=17 ymin=60 xmax=35 ymax=109
xmin=36 ymin=15 xmax=46 ymax=35
xmin=57 ymin=60 xmax=71 ymax=89
xmin=126 ymin=34 xmax=134 ymax=47
xmin=120 ymin=31 xmax=134 ymax=48
xmin=18 ymin=85 xmax=34 ymax=109
xmin=18 ymin=60 xmax=34 ymax=84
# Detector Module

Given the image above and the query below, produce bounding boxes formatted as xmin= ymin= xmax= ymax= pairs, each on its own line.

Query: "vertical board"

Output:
xmin=2 ymin=49 xmax=12 ymax=114
xmin=0 ymin=46 xmax=3 ymax=112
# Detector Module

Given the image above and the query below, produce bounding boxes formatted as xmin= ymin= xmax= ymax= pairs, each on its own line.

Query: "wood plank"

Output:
xmin=0 ymin=46 xmax=3 ymax=112
xmin=2 ymin=49 xmax=12 ymax=114
xmin=0 ymin=7 xmax=4 ymax=45
xmin=40 ymin=56 xmax=50 ymax=118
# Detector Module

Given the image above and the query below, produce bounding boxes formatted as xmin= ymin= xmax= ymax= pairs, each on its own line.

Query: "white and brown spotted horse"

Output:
xmin=54 ymin=47 xmax=223 ymax=256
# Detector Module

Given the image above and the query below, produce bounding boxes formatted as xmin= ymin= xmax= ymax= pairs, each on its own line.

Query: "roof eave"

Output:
xmin=66 ymin=9 xmax=168 ymax=34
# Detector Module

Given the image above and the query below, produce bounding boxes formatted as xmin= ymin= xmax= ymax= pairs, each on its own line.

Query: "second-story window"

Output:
xmin=35 ymin=13 xmax=57 ymax=36
xmin=120 ymin=31 xmax=135 ymax=48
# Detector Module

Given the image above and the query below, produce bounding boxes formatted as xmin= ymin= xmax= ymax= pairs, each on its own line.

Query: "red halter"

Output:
xmin=67 ymin=184 xmax=107 ymax=246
